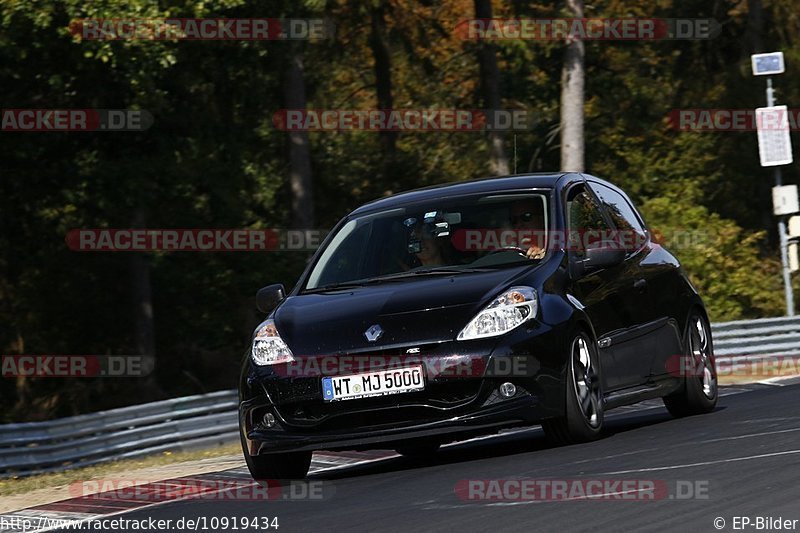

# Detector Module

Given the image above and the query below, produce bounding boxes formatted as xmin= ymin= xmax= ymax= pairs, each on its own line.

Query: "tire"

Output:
xmin=663 ymin=312 xmax=718 ymax=417
xmin=241 ymin=434 xmax=312 ymax=480
xmin=542 ymin=332 xmax=604 ymax=445
xmin=394 ymin=440 xmax=441 ymax=457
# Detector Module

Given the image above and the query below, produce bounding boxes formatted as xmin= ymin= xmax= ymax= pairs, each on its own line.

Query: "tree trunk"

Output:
xmin=560 ymin=0 xmax=585 ymax=172
xmin=474 ymin=0 xmax=510 ymax=176
xmin=369 ymin=1 xmax=398 ymax=181
xmin=129 ymin=207 xmax=163 ymax=398
xmin=283 ymin=42 xmax=315 ymax=229
xmin=745 ymin=0 xmax=764 ymax=54
xmin=131 ymin=208 xmax=155 ymax=360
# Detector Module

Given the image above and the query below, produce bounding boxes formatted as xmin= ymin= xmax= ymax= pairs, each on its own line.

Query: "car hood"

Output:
xmin=274 ymin=267 xmax=531 ymax=355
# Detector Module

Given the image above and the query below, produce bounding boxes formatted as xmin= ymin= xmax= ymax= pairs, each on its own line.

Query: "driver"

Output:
xmin=508 ymin=199 xmax=546 ymax=260
xmin=413 ymin=223 xmax=446 ymax=266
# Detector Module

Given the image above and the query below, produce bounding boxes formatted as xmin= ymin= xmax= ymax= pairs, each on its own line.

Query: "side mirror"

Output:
xmin=583 ymin=241 xmax=626 ymax=271
xmin=256 ymin=284 xmax=285 ymax=314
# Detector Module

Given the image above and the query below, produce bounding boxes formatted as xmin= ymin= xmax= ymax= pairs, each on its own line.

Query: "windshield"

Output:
xmin=305 ymin=191 xmax=550 ymax=290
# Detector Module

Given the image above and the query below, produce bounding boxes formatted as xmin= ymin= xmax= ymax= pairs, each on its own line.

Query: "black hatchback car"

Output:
xmin=239 ymin=173 xmax=718 ymax=479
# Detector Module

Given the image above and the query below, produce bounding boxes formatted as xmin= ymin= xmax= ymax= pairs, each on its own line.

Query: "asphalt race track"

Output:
xmin=19 ymin=380 xmax=800 ymax=533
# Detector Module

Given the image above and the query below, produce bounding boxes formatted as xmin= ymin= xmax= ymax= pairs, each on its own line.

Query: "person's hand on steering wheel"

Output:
xmin=520 ymin=235 xmax=545 ymax=260
xmin=525 ymin=245 xmax=545 ymax=260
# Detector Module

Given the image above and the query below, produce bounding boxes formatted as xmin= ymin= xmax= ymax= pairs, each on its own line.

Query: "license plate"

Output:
xmin=321 ymin=365 xmax=425 ymax=402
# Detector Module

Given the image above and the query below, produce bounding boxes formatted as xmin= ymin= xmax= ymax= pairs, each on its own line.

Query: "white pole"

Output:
xmin=767 ymin=77 xmax=795 ymax=316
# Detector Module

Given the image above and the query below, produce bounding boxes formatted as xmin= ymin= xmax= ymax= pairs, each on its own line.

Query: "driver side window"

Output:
xmin=566 ymin=185 xmax=612 ymax=259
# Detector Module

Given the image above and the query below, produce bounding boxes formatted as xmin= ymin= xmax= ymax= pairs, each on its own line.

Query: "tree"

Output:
xmin=283 ymin=42 xmax=315 ymax=229
xmin=559 ymin=0 xmax=585 ymax=172
xmin=474 ymin=0 xmax=510 ymax=175
xmin=368 ymin=0 xmax=397 ymax=171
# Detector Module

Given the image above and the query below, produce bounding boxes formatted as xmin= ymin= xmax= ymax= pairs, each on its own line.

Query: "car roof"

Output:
xmin=350 ymin=172 xmax=578 ymax=216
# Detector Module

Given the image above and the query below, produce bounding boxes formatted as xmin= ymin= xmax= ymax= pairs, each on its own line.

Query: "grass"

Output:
xmin=0 ymin=443 xmax=242 ymax=497
xmin=717 ymin=368 xmax=800 ymax=385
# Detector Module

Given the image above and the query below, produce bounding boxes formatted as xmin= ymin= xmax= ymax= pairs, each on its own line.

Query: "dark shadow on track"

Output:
xmin=310 ymin=404 xmax=714 ymax=481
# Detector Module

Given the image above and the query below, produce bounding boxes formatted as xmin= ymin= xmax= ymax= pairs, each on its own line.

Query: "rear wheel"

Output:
xmin=663 ymin=313 xmax=718 ymax=417
xmin=542 ymin=332 xmax=604 ymax=445
xmin=241 ymin=434 xmax=312 ymax=480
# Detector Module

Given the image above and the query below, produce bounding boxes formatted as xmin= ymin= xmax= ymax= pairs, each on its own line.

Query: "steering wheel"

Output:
xmin=486 ymin=246 xmax=528 ymax=256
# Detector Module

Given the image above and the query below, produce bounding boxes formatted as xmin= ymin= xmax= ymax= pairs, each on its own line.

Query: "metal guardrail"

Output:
xmin=711 ymin=316 xmax=800 ymax=358
xmin=2 ymin=316 xmax=799 ymax=478
xmin=0 ymin=390 xmax=239 ymax=478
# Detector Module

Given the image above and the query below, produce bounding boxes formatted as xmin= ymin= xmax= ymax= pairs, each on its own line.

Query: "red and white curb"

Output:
xmin=0 ymin=450 xmax=395 ymax=532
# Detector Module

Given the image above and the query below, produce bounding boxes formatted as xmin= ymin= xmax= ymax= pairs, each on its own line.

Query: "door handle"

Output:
xmin=634 ymin=278 xmax=648 ymax=292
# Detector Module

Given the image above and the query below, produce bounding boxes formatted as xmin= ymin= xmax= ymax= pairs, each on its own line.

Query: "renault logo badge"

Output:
xmin=364 ymin=324 xmax=384 ymax=342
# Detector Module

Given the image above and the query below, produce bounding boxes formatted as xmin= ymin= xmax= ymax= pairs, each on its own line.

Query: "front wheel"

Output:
xmin=663 ymin=313 xmax=718 ymax=417
xmin=241 ymin=434 xmax=312 ymax=480
xmin=542 ymin=332 xmax=604 ymax=445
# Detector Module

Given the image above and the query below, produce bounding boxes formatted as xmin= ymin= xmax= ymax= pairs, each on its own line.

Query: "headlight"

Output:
xmin=457 ymin=286 xmax=538 ymax=340
xmin=251 ymin=319 xmax=295 ymax=365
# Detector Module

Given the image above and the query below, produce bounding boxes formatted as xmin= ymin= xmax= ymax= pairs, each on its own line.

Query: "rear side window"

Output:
xmin=590 ymin=182 xmax=647 ymax=253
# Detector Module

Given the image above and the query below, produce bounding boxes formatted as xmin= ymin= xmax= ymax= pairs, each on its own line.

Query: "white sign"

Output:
xmin=773 ymin=185 xmax=800 ymax=216
xmin=751 ymin=52 xmax=785 ymax=76
xmin=756 ymin=106 xmax=793 ymax=167
xmin=789 ymin=216 xmax=800 ymax=238
xmin=790 ymin=243 xmax=800 ymax=273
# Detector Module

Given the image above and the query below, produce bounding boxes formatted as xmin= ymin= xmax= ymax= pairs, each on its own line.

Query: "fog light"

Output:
xmin=262 ymin=412 xmax=276 ymax=428
xmin=499 ymin=382 xmax=516 ymax=398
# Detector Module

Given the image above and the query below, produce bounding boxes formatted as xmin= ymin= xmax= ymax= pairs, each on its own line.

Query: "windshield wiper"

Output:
xmin=304 ymin=267 xmax=494 ymax=293
xmin=360 ymin=266 xmax=495 ymax=281
xmin=412 ymin=266 xmax=495 ymax=274
xmin=302 ymin=281 xmax=376 ymax=293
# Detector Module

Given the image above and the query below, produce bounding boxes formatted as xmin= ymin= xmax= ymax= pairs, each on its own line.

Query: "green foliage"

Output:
xmin=640 ymin=183 xmax=784 ymax=322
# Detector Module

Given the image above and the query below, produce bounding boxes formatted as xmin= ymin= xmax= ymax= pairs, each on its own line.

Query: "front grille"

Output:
xmin=278 ymin=378 xmax=485 ymax=430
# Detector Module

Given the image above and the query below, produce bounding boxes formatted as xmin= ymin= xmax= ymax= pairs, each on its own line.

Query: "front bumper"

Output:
xmin=240 ymin=323 xmax=568 ymax=455
xmin=241 ymin=393 xmax=543 ymax=454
